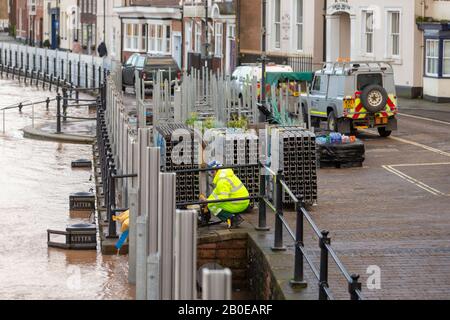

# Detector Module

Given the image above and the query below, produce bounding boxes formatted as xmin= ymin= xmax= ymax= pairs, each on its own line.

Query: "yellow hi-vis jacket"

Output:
xmin=207 ymin=168 xmax=250 ymax=216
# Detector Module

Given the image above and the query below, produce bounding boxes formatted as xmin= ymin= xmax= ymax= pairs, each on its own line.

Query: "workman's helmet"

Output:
xmin=207 ymin=160 xmax=222 ymax=169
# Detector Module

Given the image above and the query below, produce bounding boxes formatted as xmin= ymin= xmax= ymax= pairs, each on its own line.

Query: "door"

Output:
xmin=51 ymin=14 xmax=59 ymax=49
xmin=172 ymin=32 xmax=182 ymax=69
xmin=309 ymin=75 xmax=328 ymax=118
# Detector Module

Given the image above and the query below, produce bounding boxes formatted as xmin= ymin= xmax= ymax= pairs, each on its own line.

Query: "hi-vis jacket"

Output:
xmin=208 ymin=169 xmax=250 ymax=216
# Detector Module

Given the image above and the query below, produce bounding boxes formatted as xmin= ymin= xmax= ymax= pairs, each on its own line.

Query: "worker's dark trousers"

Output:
xmin=217 ymin=211 xmax=235 ymax=222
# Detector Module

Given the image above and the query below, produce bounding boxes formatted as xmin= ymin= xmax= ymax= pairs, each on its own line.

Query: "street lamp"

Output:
xmin=258 ymin=0 xmax=269 ymax=122
xmin=202 ymin=0 xmax=211 ymax=68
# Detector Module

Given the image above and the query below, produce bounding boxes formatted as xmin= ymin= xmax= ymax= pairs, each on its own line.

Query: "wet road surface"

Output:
xmin=0 ymin=78 xmax=134 ymax=300
xmin=246 ymin=106 xmax=450 ymax=300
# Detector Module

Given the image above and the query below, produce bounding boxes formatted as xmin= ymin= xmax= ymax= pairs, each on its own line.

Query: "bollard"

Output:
xmin=319 ymin=230 xmax=330 ymax=300
xmin=107 ymin=165 xmax=118 ymax=238
xmin=272 ymin=170 xmax=286 ymax=251
xmin=174 ymin=210 xmax=197 ymax=300
xmin=56 ymin=93 xmax=61 ymax=133
xmin=46 ymin=97 xmax=50 ymax=111
xmin=290 ymin=200 xmax=307 ymax=288
xmin=202 ymin=269 xmax=232 ymax=300
xmin=159 ymin=173 xmax=177 ymax=300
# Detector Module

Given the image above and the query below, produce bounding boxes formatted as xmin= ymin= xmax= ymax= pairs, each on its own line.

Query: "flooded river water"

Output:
xmin=0 ymin=78 xmax=134 ymax=299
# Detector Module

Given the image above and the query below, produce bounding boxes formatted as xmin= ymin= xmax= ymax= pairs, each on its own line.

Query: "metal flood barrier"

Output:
xmin=96 ymin=69 xmax=364 ymax=300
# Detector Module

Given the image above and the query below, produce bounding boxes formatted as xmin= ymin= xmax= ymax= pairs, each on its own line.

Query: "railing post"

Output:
xmin=56 ymin=93 xmax=61 ymax=134
xmin=319 ymin=230 xmax=330 ymax=300
xmin=349 ymin=274 xmax=362 ymax=301
xmin=62 ymin=86 xmax=68 ymax=122
xmin=108 ymin=165 xmax=118 ymax=238
xmin=272 ymin=170 xmax=286 ymax=251
xmin=256 ymin=166 xmax=269 ymax=231
xmin=290 ymin=200 xmax=307 ymax=288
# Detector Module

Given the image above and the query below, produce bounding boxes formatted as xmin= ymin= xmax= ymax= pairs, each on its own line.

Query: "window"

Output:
xmin=363 ymin=11 xmax=374 ymax=54
xmin=426 ymin=39 xmax=439 ymax=76
xmin=274 ymin=0 xmax=281 ymax=49
xmin=195 ymin=22 xmax=202 ymax=53
xmin=165 ymin=26 xmax=171 ymax=54
xmin=296 ymin=0 xmax=303 ymax=51
xmin=125 ymin=23 xmax=144 ymax=51
xmin=444 ymin=40 xmax=450 ymax=76
xmin=312 ymin=76 xmax=321 ymax=92
xmin=388 ymin=11 xmax=400 ymax=57
xmin=357 ymin=74 xmax=383 ymax=91
xmin=148 ymin=24 xmax=171 ymax=54
xmin=214 ymin=23 xmax=223 ymax=57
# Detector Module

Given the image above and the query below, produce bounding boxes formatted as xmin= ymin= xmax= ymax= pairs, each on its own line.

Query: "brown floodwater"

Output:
xmin=0 ymin=78 xmax=134 ymax=300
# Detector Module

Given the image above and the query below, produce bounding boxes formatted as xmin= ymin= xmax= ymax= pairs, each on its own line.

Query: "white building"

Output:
xmin=265 ymin=0 xmax=325 ymax=70
xmin=96 ymin=0 xmax=122 ymax=63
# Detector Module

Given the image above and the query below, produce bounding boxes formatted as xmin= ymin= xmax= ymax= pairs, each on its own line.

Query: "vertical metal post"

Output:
xmin=349 ymin=274 xmax=362 ymax=300
xmin=62 ymin=86 xmax=68 ymax=122
xmin=259 ymin=0 xmax=268 ymax=122
xmin=56 ymin=93 xmax=61 ymax=134
xmin=272 ymin=170 xmax=286 ymax=251
xmin=290 ymin=201 xmax=307 ymax=288
xmin=136 ymin=214 xmax=148 ymax=300
xmin=202 ymin=269 xmax=232 ymax=300
xmin=319 ymin=230 xmax=330 ymax=300
xmin=107 ymin=166 xmax=118 ymax=238
xmin=158 ymin=173 xmax=177 ymax=300
xmin=147 ymin=147 xmax=160 ymax=254
xmin=256 ymin=168 xmax=269 ymax=231
xmin=174 ymin=210 xmax=197 ymax=300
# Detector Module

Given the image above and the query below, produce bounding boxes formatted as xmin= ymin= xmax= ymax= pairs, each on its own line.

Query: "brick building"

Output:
xmin=0 ymin=0 xmax=10 ymax=31
xmin=114 ymin=0 xmax=183 ymax=66
xmin=8 ymin=0 xmax=16 ymax=34
xmin=15 ymin=0 xmax=28 ymax=42
xmin=28 ymin=0 xmax=44 ymax=46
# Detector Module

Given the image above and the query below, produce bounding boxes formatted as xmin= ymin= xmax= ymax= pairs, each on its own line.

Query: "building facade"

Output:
xmin=15 ymin=0 xmax=28 ymax=42
xmin=114 ymin=0 xmax=183 ymax=66
xmin=27 ymin=0 xmax=44 ymax=46
xmin=42 ymin=0 xmax=60 ymax=49
xmin=96 ymin=0 xmax=122 ymax=63
xmin=324 ymin=0 xmax=450 ymax=101
xmin=183 ymin=0 xmax=237 ymax=74
xmin=0 ymin=0 xmax=10 ymax=31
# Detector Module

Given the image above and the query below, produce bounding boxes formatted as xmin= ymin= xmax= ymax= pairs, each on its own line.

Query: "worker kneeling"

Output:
xmin=206 ymin=161 xmax=249 ymax=228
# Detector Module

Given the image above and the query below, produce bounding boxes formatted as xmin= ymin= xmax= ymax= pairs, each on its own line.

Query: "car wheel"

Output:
xmin=327 ymin=111 xmax=338 ymax=132
xmin=378 ymin=127 xmax=392 ymax=137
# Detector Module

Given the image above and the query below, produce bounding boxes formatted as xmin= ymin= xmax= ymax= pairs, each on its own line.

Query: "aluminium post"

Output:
xmin=202 ymin=268 xmax=232 ymax=300
xmin=174 ymin=210 xmax=197 ymax=300
xmin=158 ymin=173 xmax=177 ymax=300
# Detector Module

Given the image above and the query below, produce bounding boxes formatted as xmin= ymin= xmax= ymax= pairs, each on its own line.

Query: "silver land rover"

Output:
xmin=303 ymin=61 xmax=398 ymax=137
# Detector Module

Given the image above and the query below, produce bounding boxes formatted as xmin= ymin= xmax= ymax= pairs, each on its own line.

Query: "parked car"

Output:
xmin=302 ymin=61 xmax=398 ymax=137
xmin=122 ymin=54 xmax=181 ymax=92
xmin=231 ymin=63 xmax=294 ymax=98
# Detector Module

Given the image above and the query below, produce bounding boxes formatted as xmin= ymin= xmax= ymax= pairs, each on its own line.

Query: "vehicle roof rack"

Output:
xmin=320 ymin=61 xmax=394 ymax=75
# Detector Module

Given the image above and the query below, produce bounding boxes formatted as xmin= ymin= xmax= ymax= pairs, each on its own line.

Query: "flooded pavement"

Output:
xmin=0 ymin=78 xmax=134 ymax=300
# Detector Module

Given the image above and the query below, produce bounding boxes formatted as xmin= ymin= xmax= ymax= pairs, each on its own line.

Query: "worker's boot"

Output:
xmin=229 ymin=215 xmax=244 ymax=229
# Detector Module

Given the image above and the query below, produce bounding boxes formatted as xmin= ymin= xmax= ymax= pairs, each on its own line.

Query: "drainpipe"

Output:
xmin=323 ymin=0 xmax=327 ymax=63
